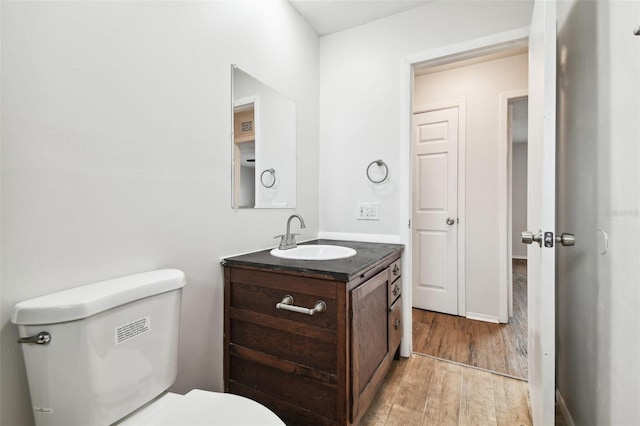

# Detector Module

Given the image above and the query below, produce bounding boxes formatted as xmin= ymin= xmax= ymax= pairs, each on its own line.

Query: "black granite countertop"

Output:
xmin=221 ymin=239 xmax=403 ymax=281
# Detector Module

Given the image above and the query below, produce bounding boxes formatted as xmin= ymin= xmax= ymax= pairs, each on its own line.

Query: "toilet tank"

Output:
xmin=11 ymin=269 xmax=187 ymax=426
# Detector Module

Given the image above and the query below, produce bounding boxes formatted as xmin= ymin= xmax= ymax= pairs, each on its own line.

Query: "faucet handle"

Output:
xmin=274 ymin=234 xmax=287 ymax=250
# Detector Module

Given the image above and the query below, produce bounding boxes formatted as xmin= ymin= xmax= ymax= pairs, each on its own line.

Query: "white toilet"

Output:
xmin=11 ymin=269 xmax=284 ymax=426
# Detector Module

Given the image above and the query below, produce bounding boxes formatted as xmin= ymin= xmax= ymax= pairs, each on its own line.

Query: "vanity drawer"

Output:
xmin=389 ymin=259 xmax=401 ymax=283
xmin=227 ymin=268 xmax=339 ymax=374
xmin=228 ymin=269 xmax=338 ymax=331
xmin=388 ymin=297 xmax=403 ymax=355
xmin=387 ymin=259 xmax=401 ymax=307
xmin=388 ymin=277 xmax=401 ymax=307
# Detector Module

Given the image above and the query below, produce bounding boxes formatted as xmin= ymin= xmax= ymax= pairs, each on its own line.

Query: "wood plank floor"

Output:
xmin=412 ymin=259 xmax=528 ymax=379
xmin=361 ymin=354 xmax=532 ymax=426
xmin=362 ymin=259 xmax=572 ymax=426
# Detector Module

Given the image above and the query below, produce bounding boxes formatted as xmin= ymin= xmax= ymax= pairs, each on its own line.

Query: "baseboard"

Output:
xmin=556 ymin=389 xmax=575 ymax=426
xmin=317 ymin=232 xmax=402 ymax=244
xmin=465 ymin=312 xmax=499 ymax=323
xmin=512 ymin=255 xmax=528 ymax=260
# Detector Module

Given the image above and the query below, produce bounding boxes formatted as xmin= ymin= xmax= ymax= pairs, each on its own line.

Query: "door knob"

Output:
xmin=543 ymin=231 xmax=576 ymax=247
xmin=522 ymin=231 xmax=575 ymax=247
xmin=446 ymin=217 xmax=456 ymax=225
xmin=556 ymin=233 xmax=576 ymax=246
xmin=521 ymin=231 xmax=542 ymax=246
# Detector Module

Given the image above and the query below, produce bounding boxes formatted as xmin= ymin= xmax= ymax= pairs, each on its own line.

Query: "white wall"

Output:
xmin=413 ymin=54 xmax=528 ymax=319
xmin=512 ymin=142 xmax=528 ymax=259
xmin=0 ymin=2 xmax=319 ymax=425
xmin=556 ymin=0 xmax=640 ymax=424
xmin=318 ymin=1 xmax=532 ymax=323
xmin=319 ymin=1 xmax=533 ymax=241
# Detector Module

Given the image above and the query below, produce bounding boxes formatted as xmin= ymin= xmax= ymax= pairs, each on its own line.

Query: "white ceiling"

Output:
xmin=289 ymin=0 xmax=433 ymax=36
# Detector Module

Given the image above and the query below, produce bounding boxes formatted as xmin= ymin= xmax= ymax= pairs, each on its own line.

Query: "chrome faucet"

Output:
xmin=275 ymin=214 xmax=306 ymax=250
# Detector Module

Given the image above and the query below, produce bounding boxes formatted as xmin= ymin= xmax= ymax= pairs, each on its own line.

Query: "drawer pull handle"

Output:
xmin=392 ymin=265 xmax=400 ymax=276
xmin=394 ymin=318 xmax=401 ymax=330
xmin=392 ymin=285 xmax=400 ymax=296
xmin=276 ymin=295 xmax=327 ymax=316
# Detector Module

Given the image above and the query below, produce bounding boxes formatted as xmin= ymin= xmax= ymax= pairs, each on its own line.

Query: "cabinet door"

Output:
xmin=351 ymin=269 xmax=389 ymax=422
xmin=225 ymin=267 xmax=340 ymax=425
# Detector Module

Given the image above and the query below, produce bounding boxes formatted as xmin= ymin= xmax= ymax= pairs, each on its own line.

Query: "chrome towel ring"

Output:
xmin=366 ymin=160 xmax=389 ymax=184
xmin=260 ymin=168 xmax=276 ymax=188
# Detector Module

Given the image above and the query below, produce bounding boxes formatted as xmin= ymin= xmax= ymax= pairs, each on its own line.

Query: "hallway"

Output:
xmin=412 ymin=260 xmax=528 ymax=378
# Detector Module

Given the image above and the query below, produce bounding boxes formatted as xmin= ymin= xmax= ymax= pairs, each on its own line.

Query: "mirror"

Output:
xmin=231 ymin=65 xmax=296 ymax=208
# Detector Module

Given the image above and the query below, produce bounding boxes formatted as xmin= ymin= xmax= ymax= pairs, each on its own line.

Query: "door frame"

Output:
xmin=499 ymin=90 xmax=529 ymax=322
xmin=399 ymin=26 xmax=530 ymax=356
xmin=412 ymin=100 xmax=467 ymax=316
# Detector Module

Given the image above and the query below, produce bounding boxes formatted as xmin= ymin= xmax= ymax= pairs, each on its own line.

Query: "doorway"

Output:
xmin=409 ymin=48 xmax=529 ymax=379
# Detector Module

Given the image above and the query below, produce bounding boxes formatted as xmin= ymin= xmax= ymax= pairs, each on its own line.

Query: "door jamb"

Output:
xmin=399 ymin=26 xmax=529 ymax=356
xmin=499 ymin=90 xmax=528 ymax=323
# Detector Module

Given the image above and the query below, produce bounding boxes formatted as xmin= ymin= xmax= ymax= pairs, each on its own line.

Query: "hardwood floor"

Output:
xmin=412 ymin=259 xmax=528 ymax=379
xmin=361 ymin=354 xmax=532 ymax=426
xmin=361 ymin=260 xmax=574 ymax=425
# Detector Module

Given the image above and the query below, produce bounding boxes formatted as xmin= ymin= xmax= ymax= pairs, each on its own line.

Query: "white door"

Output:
xmin=526 ymin=0 xmax=556 ymax=424
xmin=412 ymin=106 xmax=458 ymax=315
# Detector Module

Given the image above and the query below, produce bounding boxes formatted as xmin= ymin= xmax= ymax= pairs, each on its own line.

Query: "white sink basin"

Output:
xmin=270 ymin=245 xmax=357 ymax=261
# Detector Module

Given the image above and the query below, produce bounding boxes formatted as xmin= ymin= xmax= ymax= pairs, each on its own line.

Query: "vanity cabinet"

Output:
xmin=223 ymin=244 xmax=402 ymax=426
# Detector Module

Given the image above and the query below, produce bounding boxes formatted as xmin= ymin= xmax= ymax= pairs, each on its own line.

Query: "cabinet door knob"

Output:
xmin=392 ymin=264 xmax=400 ymax=276
xmin=394 ymin=318 xmax=401 ymax=330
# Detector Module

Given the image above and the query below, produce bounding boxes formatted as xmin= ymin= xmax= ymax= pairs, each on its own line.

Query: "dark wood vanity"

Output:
xmin=222 ymin=240 xmax=403 ymax=425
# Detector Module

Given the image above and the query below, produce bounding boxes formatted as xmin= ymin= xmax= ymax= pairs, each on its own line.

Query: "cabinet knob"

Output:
xmin=392 ymin=285 xmax=400 ymax=296
xmin=394 ymin=317 xmax=401 ymax=330
xmin=392 ymin=265 xmax=400 ymax=276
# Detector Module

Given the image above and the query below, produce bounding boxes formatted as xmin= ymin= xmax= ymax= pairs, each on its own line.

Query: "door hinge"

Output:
xmin=408 ymin=219 xmax=411 ymax=229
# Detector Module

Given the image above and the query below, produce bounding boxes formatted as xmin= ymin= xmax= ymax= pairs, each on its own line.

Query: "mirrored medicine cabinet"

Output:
xmin=231 ymin=65 xmax=296 ymax=209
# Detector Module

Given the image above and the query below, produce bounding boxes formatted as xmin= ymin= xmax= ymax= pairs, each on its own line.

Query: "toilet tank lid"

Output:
xmin=11 ymin=269 xmax=186 ymax=325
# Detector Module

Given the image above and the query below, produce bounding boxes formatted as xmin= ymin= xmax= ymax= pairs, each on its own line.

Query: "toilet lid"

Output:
xmin=133 ymin=390 xmax=285 ymax=426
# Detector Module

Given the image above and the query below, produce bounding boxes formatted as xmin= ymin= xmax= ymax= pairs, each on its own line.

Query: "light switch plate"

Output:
xmin=357 ymin=202 xmax=379 ymax=220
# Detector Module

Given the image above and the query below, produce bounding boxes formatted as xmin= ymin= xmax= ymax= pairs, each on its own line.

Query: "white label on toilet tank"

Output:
xmin=115 ymin=316 xmax=151 ymax=345
xmin=34 ymin=407 xmax=53 ymax=414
